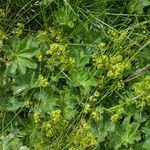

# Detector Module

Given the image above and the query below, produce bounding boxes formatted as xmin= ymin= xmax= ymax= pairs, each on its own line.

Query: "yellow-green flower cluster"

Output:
xmin=117 ymin=80 xmax=124 ymax=88
xmin=89 ymin=90 xmax=100 ymax=103
xmin=51 ymin=109 xmax=62 ymax=123
xmin=91 ymin=111 xmax=99 ymax=122
xmin=36 ymin=28 xmax=63 ymax=43
xmin=66 ymin=119 xmax=97 ymax=149
xmin=108 ymin=29 xmax=118 ymax=38
xmin=107 ymin=29 xmax=126 ymax=42
xmin=36 ymin=53 xmax=43 ymax=62
xmin=46 ymin=43 xmax=66 ymax=55
xmin=46 ymin=43 xmax=74 ymax=68
xmin=143 ymin=94 xmax=150 ymax=104
xmin=111 ymin=113 xmax=122 ymax=122
xmin=98 ymin=42 xmax=107 ymax=53
xmin=33 ymin=112 xmax=40 ymax=123
xmin=94 ymin=90 xmax=100 ymax=97
xmin=38 ymin=75 xmax=48 ymax=87
xmin=133 ymin=75 xmax=150 ymax=95
xmin=80 ymin=119 xmax=90 ymax=130
xmin=133 ymin=75 xmax=150 ymax=103
xmin=110 ymin=55 xmax=123 ymax=63
xmin=107 ymin=55 xmax=131 ymax=79
xmin=0 ymin=29 xmax=7 ymax=40
xmin=36 ymin=31 xmax=48 ymax=42
xmin=12 ymin=23 xmax=24 ymax=36
xmin=110 ymin=107 xmax=124 ymax=122
xmin=41 ymin=109 xmax=68 ymax=138
xmin=98 ymin=42 xmax=106 ymax=49
xmin=25 ymin=100 xmax=32 ymax=108
xmin=83 ymin=104 xmax=91 ymax=114
xmin=49 ymin=27 xmax=63 ymax=42
xmin=41 ymin=121 xmax=53 ymax=137
xmin=92 ymin=54 xmax=109 ymax=69
xmin=91 ymin=107 xmax=103 ymax=122
xmin=0 ymin=9 xmax=5 ymax=17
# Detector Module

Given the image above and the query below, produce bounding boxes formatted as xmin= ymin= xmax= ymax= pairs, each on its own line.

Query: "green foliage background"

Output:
xmin=0 ymin=0 xmax=150 ymax=149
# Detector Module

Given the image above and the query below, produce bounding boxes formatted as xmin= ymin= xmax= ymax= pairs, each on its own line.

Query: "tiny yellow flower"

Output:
xmin=94 ymin=91 xmax=100 ymax=97
xmin=98 ymin=42 xmax=106 ymax=48
xmin=12 ymin=23 xmax=24 ymax=36
xmin=83 ymin=104 xmax=91 ymax=114
xmin=0 ymin=29 xmax=7 ymax=40
xmin=38 ymin=75 xmax=48 ymax=87
xmin=107 ymin=70 xmax=113 ymax=78
xmin=0 ymin=9 xmax=5 ymax=17
xmin=34 ymin=112 xmax=40 ymax=123
xmin=51 ymin=109 xmax=61 ymax=122
xmin=36 ymin=53 xmax=43 ymax=61
xmin=80 ymin=119 xmax=90 ymax=130
xmin=91 ymin=111 xmax=99 ymax=122
xmin=111 ymin=114 xmax=121 ymax=122
xmin=25 ymin=101 xmax=32 ymax=108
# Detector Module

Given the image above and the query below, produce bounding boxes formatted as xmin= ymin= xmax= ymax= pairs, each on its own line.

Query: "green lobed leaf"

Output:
xmin=127 ymin=0 xmax=150 ymax=14
xmin=0 ymin=97 xmax=25 ymax=111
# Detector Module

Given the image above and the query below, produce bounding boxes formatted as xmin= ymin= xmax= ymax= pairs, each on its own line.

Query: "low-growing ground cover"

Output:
xmin=0 ymin=0 xmax=150 ymax=149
